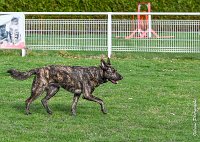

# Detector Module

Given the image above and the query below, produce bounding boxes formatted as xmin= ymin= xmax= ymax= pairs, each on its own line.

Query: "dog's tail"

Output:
xmin=7 ymin=68 xmax=38 ymax=80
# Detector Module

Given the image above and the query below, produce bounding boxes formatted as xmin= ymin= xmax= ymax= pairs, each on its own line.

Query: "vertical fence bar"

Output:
xmin=148 ymin=14 xmax=152 ymax=38
xmin=107 ymin=12 xmax=112 ymax=58
xmin=21 ymin=49 xmax=26 ymax=57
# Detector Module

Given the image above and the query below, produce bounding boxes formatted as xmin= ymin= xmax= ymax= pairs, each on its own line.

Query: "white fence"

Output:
xmin=3 ymin=12 xmax=200 ymax=57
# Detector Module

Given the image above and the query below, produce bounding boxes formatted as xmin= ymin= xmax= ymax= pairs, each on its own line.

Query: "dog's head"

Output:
xmin=100 ymin=58 xmax=123 ymax=84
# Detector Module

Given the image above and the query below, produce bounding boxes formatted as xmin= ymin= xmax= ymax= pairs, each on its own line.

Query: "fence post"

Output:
xmin=148 ymin=14 xmax=152 ymax=38
xmin=107 ymin=12 xmax=112 ymax=58
xmin=21 ymin=49 xmax=26 ymax=57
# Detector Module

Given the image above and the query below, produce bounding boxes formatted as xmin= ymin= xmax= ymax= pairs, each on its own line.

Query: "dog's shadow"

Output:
xmin=12 ymin=102 xmax=71 ymax=115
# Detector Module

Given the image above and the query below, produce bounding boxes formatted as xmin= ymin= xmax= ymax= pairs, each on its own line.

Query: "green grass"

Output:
xmin=0 ymin=50 xmax=200 ymax=141
xmin=25 ymin=32 xmax=200 ymax=52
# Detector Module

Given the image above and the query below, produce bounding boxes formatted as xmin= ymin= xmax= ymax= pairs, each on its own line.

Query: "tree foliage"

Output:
xmin=0 ymin=0 xmax=199 ymax=19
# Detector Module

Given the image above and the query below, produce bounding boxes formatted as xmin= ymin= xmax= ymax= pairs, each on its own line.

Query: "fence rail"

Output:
xmin=2 ymin=12 xmax=200 ymax=56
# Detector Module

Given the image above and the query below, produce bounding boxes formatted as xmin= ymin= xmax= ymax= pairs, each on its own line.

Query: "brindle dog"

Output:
xmin=7 ymin=58 xmax=123 ymax=115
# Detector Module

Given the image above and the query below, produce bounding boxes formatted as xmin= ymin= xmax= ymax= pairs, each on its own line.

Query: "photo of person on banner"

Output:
xmin=8 ymin=17 xmax=21 ymax=44
xmin=0 ymin=13 xmax=25 ymax=49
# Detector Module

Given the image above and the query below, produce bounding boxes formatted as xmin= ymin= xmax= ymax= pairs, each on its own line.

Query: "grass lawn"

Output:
xmin=0 ymin=50 xmax=200 ymax=141
xmin=26 ymin=32 xmax=200 ymax=52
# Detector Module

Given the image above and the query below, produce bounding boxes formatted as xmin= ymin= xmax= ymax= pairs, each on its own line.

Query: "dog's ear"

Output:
xmin=107 ymin=58 xmax=111 ymax=65
xmin=100 ymin=59 xmax=108 ymax=70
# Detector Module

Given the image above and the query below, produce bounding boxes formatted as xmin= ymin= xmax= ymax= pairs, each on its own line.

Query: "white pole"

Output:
xmin=107 ymin=12 xmax=112 ymax=58
xmin=21 ymin=49 xmax=26 ymax=57
xmin=148 ymin=14 xmax=152 ymax=38
xmin=148 ymin=3 xmax=152 ymax=38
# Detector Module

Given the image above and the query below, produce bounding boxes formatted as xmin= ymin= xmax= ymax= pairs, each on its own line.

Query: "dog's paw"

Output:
xmin=25 ymin=112 xmax=32 ymax=115
xmin=47 ymin=111 xmax=53 ymax=115
xmin=102 ymin=109 xmax=107 ymax=114
xmin=71 ymin=112 xmax=77 ymax=117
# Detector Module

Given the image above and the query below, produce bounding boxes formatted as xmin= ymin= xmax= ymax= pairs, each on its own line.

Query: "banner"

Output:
xmin=0 ymin=13 xmax=25 ymax=49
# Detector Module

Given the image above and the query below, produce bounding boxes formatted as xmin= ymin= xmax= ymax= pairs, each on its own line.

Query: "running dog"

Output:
xmin=7 ymin=58 xmax=123 ymax=115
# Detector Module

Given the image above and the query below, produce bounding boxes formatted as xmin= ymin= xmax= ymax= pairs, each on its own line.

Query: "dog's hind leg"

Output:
xmin=41 ymin=84 xmax=60 ymax=114
xmin=25 ymin=97 xmax=33 ymax=115
xmin=25 ymin=76 xmax=46 ymax=115
xmin=71 ymin=93 xmax=81 ymax=116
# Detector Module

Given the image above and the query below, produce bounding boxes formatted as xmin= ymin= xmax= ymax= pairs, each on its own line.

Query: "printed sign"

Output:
xmin=0 ymin=13 xmax=25 ymax=49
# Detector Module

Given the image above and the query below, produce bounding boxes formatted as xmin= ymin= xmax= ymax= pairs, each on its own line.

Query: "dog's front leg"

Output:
xmin=91 ymin=95 xmax=107 ymax=114
xmin=71 ymin=93 xmax=81 ymax=116
xmin=82 ymin=85 xmax=107 ymax=114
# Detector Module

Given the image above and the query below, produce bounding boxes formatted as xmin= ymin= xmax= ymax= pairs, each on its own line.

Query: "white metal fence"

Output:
xmin=26 ymin=19 xmax=108 ymax=51
xmin=12 ymin=12 xmax=200 ymax=56
xmin=112 ymin=19 xmax=200 ymax=53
